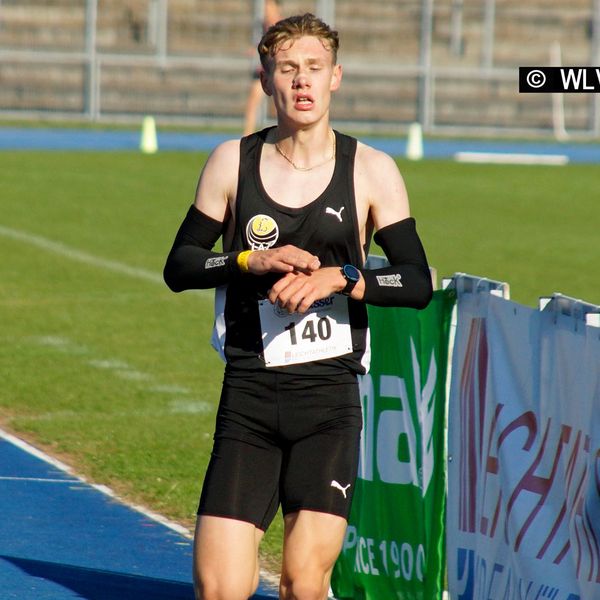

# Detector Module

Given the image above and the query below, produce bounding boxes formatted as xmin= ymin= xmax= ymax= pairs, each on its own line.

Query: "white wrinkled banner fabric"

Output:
xmin=447 ymin=292 xmax=600 ymax=600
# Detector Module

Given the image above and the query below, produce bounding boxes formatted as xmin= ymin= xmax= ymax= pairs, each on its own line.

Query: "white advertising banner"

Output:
xmin=447 ymin=291 xmax=600 ymax=600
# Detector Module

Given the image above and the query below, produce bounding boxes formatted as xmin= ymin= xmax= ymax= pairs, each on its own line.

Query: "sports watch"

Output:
xmin=340 ymin=264 xmax=361 ymax=296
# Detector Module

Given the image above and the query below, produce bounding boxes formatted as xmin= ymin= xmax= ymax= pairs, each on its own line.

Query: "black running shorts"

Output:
xmin=198 ymin=367 xmax=362 ymax=531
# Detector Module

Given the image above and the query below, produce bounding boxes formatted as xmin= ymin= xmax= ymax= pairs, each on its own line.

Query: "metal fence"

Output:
xmin=0 ymin=0 xmax=599 ymax=138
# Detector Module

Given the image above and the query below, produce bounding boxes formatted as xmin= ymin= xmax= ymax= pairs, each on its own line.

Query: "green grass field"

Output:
xmin=1 ymin=149 xmax=599 ymax=574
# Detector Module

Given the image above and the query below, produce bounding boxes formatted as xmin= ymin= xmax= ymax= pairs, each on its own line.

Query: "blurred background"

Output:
xmin=1 ymin=0 xmax=599 ymax=138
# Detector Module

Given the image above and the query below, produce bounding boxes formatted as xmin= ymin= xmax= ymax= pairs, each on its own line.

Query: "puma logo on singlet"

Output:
xmin=330 ymin=480 xmax=351 ymax=498
xmin=325 ymin=206 xmax=345 ymax=222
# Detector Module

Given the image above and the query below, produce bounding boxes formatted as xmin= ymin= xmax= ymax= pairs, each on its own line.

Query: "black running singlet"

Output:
xmin=218 ymin=127 xmax=370 ymax=375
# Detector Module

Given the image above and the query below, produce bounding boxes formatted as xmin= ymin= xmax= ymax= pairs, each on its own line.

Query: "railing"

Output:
xmin=1 ymin=0 xmax=599 ymax=138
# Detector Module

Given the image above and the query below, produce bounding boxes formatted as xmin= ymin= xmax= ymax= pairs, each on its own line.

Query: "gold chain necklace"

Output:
xmin=274 ymin=130 xmax=336 ymax=172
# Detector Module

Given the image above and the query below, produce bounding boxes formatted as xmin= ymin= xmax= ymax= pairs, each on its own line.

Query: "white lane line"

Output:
xmin=0 ymin=429 xmax=74 ymax=474
xmin=27 ymin=336 xmax=209 ymax=406
xmin=0 ymin=427 xmax=193 ymax=538
xmin=454 ymin=151 xmax=569 ymax=165
xmin=148 ymin=384 xmax=191 ymax=395
xmin=168 ymin=400 xmax=213 ymax=414
xmin=27 ymin=335 xmax=89 ymax=356
xmin=0 ymin=224 xmax=165 ymax=284
xmin=87 ymin=358 xmax=130 ymax=370
xmin=13 ymin=403 xmax=215 ymax=422
xmin=0 ymin=476 xmax=79 ymax=483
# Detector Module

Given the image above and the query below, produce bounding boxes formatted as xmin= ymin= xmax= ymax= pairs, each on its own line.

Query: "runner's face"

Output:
xmin=262 ymin=35 xmax=342 ymax=127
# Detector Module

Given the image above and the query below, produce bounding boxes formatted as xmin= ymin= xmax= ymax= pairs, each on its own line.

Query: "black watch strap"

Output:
xmin=340 ymin=264 xmax=360 ymax=296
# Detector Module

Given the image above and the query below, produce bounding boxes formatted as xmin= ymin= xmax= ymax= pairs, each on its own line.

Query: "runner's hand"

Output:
xmin=268 ymin=268 xmax=344 ymax=314
xmin=247 ymin=245 xmax=320 ymax=275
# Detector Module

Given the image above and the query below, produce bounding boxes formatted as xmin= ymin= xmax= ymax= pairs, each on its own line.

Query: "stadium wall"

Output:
xmin=0 ymin=0 xmax=599 ymax=138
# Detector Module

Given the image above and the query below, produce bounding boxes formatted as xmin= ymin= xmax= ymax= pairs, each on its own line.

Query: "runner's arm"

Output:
xmin=356 ymin=147 xmax=432 ymax=308
xmin=267 ymin=149 xmax=432 ymax=312
xmin=163 ymin=141 xmax=241 ymax=292
xmin=164 ymin=141 xmax=320 ymax=292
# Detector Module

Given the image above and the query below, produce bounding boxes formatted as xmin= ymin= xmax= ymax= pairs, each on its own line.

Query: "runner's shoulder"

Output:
xmin=355 ymin=140 xmax=402 ymax=182
xmin=199 ymin=139 xmax=240 ymax=180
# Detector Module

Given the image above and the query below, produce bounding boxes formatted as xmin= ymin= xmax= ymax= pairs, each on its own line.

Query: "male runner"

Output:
xmin=164 ymin=13 xmax=433 ymax=600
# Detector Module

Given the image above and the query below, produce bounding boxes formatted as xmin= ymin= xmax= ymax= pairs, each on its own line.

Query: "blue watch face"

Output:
xmin=343 ymin=264 xmax=360 ymax=282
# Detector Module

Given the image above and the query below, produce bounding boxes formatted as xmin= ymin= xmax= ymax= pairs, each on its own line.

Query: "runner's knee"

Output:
xmin=195 ymin=571 xmax=258 ymax=600
xmin=280 ymin=570 xmax=329 ymax=600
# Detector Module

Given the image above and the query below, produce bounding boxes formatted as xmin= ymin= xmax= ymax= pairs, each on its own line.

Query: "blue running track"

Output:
xmin=1 ymin=126 xmax=600 ymax=163
xmin=0 ymin=430 xmax=277 ymax=599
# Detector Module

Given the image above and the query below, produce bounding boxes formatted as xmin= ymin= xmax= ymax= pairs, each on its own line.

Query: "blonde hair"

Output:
xmin=258 ymin=13 xmax=339 ymax=71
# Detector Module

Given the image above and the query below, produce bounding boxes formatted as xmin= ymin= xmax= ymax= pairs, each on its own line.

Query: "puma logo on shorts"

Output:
xmin=330 ymin=480 xmax=351 ymax=498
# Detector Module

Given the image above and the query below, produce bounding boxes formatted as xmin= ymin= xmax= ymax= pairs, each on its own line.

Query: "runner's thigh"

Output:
xmin=198 ymin=372 xmax=282 ymax=530
xmin=279 ymin=378 xmax=362 ymax=518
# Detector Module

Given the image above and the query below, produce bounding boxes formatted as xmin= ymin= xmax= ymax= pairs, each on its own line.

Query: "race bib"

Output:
xmin=258 ymin=295 xmax=353 ymax=367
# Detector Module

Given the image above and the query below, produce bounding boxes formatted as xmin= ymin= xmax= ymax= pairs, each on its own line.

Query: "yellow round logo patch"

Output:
xmin=246 ymin=214 xmax=279 ymax=250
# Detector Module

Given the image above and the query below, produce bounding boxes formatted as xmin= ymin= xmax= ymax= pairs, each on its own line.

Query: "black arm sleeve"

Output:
xmin=360 ymin=217 xmax=433 ymax=309
xmin=163 ymin=204 xmax=240 ymax=292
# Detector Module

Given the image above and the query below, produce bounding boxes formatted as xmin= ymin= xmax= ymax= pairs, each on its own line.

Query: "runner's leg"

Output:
xmin=279 ymin=510 xmax=348 ymax=600
xmin=193 ymin=515 xmax=264 ymax=600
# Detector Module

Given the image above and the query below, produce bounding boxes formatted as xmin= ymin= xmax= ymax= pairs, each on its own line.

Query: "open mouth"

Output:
xmin=294 ymin=94 xmax=314 ymax=110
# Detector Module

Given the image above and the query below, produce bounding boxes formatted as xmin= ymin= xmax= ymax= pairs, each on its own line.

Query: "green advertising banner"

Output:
xmin=331 ymin=289 xmax=455 ymax=600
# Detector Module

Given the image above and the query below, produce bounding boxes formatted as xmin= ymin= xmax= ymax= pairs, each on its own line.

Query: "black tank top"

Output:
xmin=221 ymin=127 xmax=370 ymax=375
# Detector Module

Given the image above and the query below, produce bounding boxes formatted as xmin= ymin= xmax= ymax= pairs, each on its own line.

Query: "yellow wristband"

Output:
xmin=236 ymin=250 xmax=253 ymax=273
